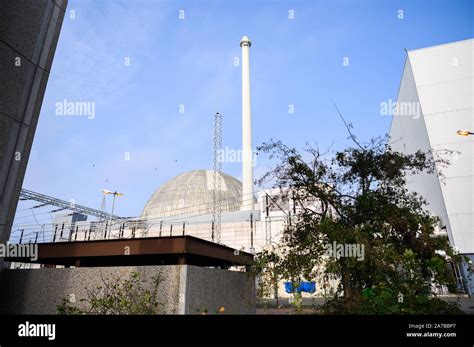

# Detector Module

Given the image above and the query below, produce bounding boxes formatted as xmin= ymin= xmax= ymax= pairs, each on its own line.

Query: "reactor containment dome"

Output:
xmin=141 ymin=170 xmax=243 ymax=219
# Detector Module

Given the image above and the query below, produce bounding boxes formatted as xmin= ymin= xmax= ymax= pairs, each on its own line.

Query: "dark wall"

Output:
xmin=0 ymin=0 xmax=67 ymax=267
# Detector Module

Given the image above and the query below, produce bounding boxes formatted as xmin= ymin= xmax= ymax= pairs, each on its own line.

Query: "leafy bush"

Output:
xmin=57 ymin=271 xmax=164 ymax=315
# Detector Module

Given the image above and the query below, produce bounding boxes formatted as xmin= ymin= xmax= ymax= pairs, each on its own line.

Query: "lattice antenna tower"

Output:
xmin=97 ymin=192 xmax=107 ymax=239
xmin=212 ymin=112 xmax=223 ymax=243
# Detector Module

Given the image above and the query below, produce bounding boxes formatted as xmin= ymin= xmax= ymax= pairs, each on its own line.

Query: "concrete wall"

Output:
xmin=0 ymin=0 xmax=67 ymax=268
xmin=184 ymin=266 xmax=256 ymax=314
xmin=0 ymin=265 xmax=255 ymax=314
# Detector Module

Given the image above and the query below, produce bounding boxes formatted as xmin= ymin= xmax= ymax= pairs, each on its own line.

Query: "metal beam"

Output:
xmin=19 ymin=188 xmax=122 ymax=220
xmin=6 ymin=235 xmax=254 ymax=267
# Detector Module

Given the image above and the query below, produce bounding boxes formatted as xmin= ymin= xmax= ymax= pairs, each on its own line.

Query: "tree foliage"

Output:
xmin=252 ymin=136 xmax=466 ymax=314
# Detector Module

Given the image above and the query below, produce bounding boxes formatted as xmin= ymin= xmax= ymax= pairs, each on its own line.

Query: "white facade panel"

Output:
xmin=424 ymin=109 xmax=472 ymax=146
xmin=416 ymin=78 xmax=472 ymax=115
xmin=389 ymin=57 xmax=452 ymax=242
xmin=431 ymin=141 xmax=473 ymax=181
xmin=407 ymin=39 xmax=473 ymax=86
xmin=390 ymin=39 xmax=474 ymax=254
xmin=449 ymin=212 xmax=474 ymax=253
xmin=443 ymin=175 xmax=473 ymax=215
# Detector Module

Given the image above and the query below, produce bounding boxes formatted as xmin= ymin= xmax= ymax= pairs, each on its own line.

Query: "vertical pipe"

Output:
xmin=159 ymin=221 xmax=162 ymax=237
xmin=60 ymin=222 xmax=64 ymax=238
xmin=170 ymin=224 xmax=173 ymax=237
xmin=109 ymin=193 xmax=116 ymax=236
xmin=182 ymin=222 xmax=185 ymax=236
xmin=266 ymin=194 xmax=269 ymax=216
xmin=211 ymin=221 xmax=215 ymax=241
xmin=250 ymin=213 xmax=254 ymax=251
xmin=240 ymin=35 xmax=253 ymax=211
xmin=53 ymin=225 xmax=57 ymax=242
xmin=74 ymin=226 xmax=78 ymax=241
xmin=265 ymin=194 xmax=270 ymax=244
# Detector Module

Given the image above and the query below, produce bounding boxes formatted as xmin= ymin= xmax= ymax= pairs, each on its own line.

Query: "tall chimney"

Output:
xmin=240 ymin=35 xmax=253 ymax=211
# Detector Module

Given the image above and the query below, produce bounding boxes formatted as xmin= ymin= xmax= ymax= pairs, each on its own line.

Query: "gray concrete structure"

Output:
xmin=141 ymin=170 xmax=243 ymax=219
xmin=0 ymin=265 xmax=256 ymax=314
xmin=0 ymin=0 xmax=67 ymax=268
xmin=184 ymin=265 xmax=256 ymax=314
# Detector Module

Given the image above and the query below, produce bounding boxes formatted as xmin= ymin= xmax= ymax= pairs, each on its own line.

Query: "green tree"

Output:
xmin=253 ymin=136 xmax=466 ymax=314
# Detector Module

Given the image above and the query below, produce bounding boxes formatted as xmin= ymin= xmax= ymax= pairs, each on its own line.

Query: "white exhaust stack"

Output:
xmin=240 ymin=35 xmax=254 ymax=211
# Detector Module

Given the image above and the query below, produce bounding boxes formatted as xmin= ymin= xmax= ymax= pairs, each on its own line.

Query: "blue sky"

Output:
xmin=17 ymin=0 xmax=473 ymax=221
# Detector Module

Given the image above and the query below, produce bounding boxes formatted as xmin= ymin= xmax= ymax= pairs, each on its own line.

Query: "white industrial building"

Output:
xmin=389 ymin=38 xmax=473 ymax=294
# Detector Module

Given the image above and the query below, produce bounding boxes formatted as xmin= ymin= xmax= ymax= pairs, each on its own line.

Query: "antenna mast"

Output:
xmin=212 ymin=112 xmax=223 ymax=243
xmin=97 ymin=191 xmax=107 ymax=239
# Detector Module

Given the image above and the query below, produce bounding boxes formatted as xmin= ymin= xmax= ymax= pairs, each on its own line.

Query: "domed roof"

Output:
xmin=141 ymin=170 xmax=242 ymax=219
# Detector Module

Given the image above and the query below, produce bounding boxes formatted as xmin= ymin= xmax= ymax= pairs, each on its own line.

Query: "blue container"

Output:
xmin=284 ymin=281 xmax=316 ymax=293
